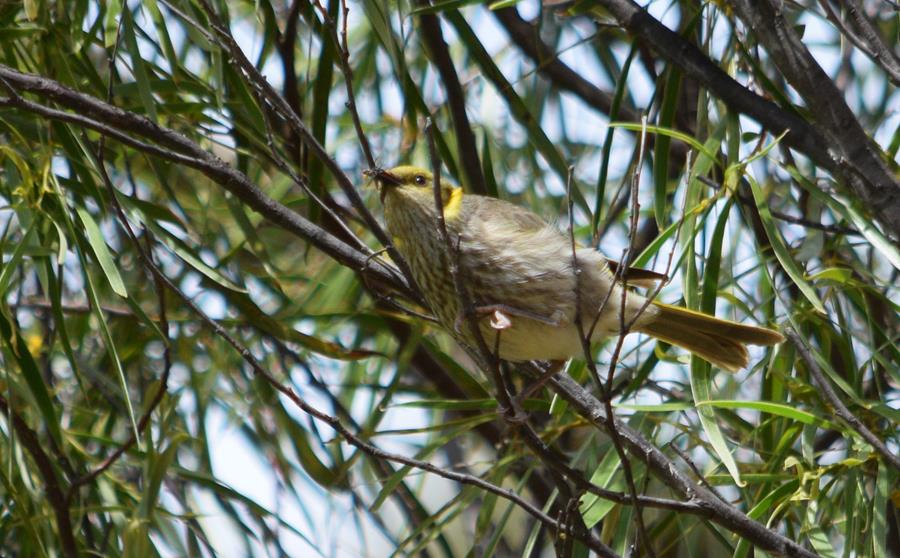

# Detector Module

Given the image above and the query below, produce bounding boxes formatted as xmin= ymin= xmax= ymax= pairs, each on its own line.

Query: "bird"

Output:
xmin=366 ymin=165 xmax=784 ymax=371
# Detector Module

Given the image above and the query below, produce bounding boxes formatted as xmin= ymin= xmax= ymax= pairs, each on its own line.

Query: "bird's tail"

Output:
xmin=637 ymin=302 xmax=784 ymax=372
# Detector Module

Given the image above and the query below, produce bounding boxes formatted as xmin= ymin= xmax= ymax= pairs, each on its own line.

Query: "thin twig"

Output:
xmin=602 ymin=117 xmax=656 ymax=558
xmin=0 ymin=67 xmax=415 ymax=303
xmin=416 ymin=4 xmax=488 ymax=195
xmin=0 ymin=395 xmax=78 ymax=558
xmin=173 ymin=0 xmax=417 ymax=284
xmin=786 ymin=329 xmax=900 ymax=471
xmin=423 ymin=119 xmax=519 ymax=417
xmin=698 ymin=175 xmax=860 ymax=235
xmin=66 ymin=147 xmax=173 ymax=496
xmin=121 ymin=223 xmax=615 ymax=556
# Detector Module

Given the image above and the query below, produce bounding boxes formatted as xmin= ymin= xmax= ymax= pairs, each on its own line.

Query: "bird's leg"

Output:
xmin=453 ymin=304 xmax=564 ymax=334
xmin=493 ymin=333 xmax=528 ymax=424
xmin=513 ymin=360 xmax=567 ymax=407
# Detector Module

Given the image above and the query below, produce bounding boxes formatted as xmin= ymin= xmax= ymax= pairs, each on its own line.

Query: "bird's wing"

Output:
xmin=604 ymin=260 xmax=669 ymax=288
xmin=467 ymin=195 xmax=549 ymax=233
xmin=467 ymin=196 xmax=667 ymax=287
xmin=457 ymin=195 xmax=573 ymax=321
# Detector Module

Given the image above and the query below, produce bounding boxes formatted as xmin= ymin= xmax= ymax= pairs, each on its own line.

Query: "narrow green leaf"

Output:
xmin=308 ymin=0 xmax=339 ymax=225
xmin=488 ymin=0 xmax=522 ymax=9
xmin=277 ymin=405 xmax=340 ymax=488
xmin=806 ymin=497 xmax=839 ymax=557
xmin=695 ymin=400 xmax=838 ymax=429
xmin=121 ymin=9 xmax=157 ymax=122
xmin=653 ymin=67 xmax=682 ymax=227
xmin=0 ymin=223 xmax=36 ymax=297
xmin=410 ymin=0 xmax=482 ymax=15
xmin=392 ymin=398 xmax=497 ymax=411
xmin=691 ymin=363 xmax=744 ymax=486
xmin=480 ymin=131 xmax=500 ymax=198
xmin=701 ymin=198 xmax=733 ymax=312
xmin=48 ymin=216 xmax=68 ymax=265
xmin=807 ymin=267 xmax=853 ymax=284
xmin=23 ymin=0 xmax=39 ymax=20
xmin=0 ymin=313 xmax=63 ymax=448
xmin=142 ymin=0 xmax=179 ymax=75
xmin=871 ymin=461 xmax=892 ymax=557
xmin=103 ymin=0 xmax=123 ymax=48
xmin=609 ymin=122 xmax=720 ymax=164
xmin=733 ymin=480 xmax=800 ymax=558
xmin=593 ymin=44 xmax=637 ymax=233
xmin=746 ymin=177 xmax=825 ymax=313
xmin=832 ymin=194 xmax=900 ymax=272
xmin=76 ymin=207 xmax=128 ymax=298
xmin=140 ymin=433 xmax=188 ymax=519
xmin=613 ymin=402 xmax=691 ymax=412
xmin=579 ymin=448 xmax=621 ymax=528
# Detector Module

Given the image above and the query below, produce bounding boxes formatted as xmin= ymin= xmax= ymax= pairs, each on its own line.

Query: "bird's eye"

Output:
xmin=414 ymin=175 xmax=426 ymax=186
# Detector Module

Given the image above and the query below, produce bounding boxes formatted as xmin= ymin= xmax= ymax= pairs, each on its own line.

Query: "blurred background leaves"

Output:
xmin=0 ymin=0 xmax=897 ymax=556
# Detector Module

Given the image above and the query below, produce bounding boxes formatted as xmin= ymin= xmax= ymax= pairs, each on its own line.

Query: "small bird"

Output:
xmin=367 ymin=165 xmax=784 ymax=371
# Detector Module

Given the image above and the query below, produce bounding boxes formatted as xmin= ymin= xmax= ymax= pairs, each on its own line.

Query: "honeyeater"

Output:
xmin=368 ymin=165 xmax=784 ymax=371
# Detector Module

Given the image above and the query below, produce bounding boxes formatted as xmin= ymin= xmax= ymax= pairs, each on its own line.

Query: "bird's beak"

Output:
xmin=364 ymin=168 xmax=402 ymax=202
xmin=364 ymin=168 xmax=402 ymax=186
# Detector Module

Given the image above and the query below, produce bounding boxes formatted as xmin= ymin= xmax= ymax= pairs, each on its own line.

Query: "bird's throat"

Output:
xmin=443 ymin=187 xmax=464 ymax=220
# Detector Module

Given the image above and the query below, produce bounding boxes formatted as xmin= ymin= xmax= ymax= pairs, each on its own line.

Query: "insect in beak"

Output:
xmin=364 ymin=168 xmax=402 ymax=202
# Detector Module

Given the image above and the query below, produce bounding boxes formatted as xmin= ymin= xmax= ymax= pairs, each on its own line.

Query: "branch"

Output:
xmin=824 ymin=0 xmax=900 ymax=86
xmin=542 ymin=372 xmax=819 ymax=558
xmin=786 ymin=329 xmax=900 ymax=471
xmin=0 ymin=65 xmax=416 ymax=303
xmin=588 ymin=0 xmax=900 ymax=238
xmin=0 ymin=395 xmax=77 ymax=558
xmin=493 ymin=7 xmax=640 ymax=123
xmin=725 ymin=0 xmax=900 ymax=237
xmin=129 ymin=228 xmax=616 ymax=557
xmin=416 ymin=5 xmax=489 ymax=195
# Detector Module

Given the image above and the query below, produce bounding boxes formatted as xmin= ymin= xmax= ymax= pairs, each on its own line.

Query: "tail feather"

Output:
xmin=638 ymin=302 xmax=784 ymax=372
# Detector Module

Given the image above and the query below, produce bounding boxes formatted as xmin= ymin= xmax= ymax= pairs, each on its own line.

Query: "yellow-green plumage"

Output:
xmin=372 ymin=165 xmax=784 ymax=371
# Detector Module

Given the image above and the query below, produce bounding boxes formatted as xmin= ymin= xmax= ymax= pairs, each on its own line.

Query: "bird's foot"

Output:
xmin=453 ymin=304 xmax=563 ymax=334
xmin=498 ymin=403 xmax=529 ymax=424
xmin=514 ymin=360 xmax=567 ymax=405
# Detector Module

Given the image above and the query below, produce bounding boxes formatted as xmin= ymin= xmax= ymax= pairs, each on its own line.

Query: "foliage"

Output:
xmin=0 ymin=0 xmax=897 ymax=556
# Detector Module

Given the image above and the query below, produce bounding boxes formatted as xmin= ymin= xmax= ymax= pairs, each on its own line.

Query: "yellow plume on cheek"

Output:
xmin=443 ymin=187 xmax=464 ymax=220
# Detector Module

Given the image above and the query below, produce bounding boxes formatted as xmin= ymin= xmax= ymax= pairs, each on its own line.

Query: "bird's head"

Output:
xmin=365 ymin=165 xmax=462 ymax=217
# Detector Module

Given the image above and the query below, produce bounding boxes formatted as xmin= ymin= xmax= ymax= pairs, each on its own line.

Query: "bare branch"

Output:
xmin=0 ymin=395 xmax=77 ymax=558
xmin=0 ymin=65 xmax=416 ymax=303
xmin=417 ymin=5 xmax=489 ymax=196
xmin=786 ymin=329 xmax=900 ymax=471
xmin=726 ymin=0 xmax=900 ymax=237
xmin=823 ymin=0 xmax=900 ymax=86
xmin=543 ymin=371 xmax=820 ymax=558
xmin=587 ymin=0 xmax=900 ymax=237
xmin=493 ymin=7 xmax=640 ymax=123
